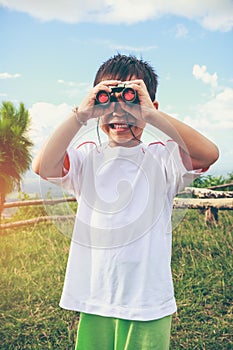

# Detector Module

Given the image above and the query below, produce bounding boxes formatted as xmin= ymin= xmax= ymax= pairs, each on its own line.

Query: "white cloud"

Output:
xmin=200 ymin=10 xmax=233 ymax=32
xmin=109 ymin=43 xmax=158 ymax=52
xmin=29 ymin=102 xmax=71 ymax=151
xmin=184 ymin=71 xmax=233 ymax=129
xmin=199 ymin=87 xmax=233 ymax=124
xmin=92 ymin=39 xmax=158 ymax=53
xmin=1 ymin=0 xmax=233 ymax=31
xmin=57 ymin=79 xmax=90 ymax=88
xmin=29 ymin=102 xmax=99 ymax=156
xmin=0 ymin=72 xmax=21 ymax=79
xmin=57 ymin=80 xmax=91 ymax=100
xmin=192 ymin=65 xmax=218 ymax=88
xmin=175 ymin=24 xmax=188 ymax=38
xmin=183 ymin=86 xmax=233 ymax=175
xmin=185 ymin=65 xmax=233 ymax=175
xmin=183 ymin=87 xmax=233 ymax=136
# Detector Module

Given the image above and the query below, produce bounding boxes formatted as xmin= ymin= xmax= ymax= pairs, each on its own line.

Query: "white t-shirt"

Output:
xmin=48 ymin=140 xmax=205 ymax=321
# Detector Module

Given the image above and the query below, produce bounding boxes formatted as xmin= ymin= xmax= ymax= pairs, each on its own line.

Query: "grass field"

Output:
xmin=0 ymin=210 xmax=232 ymax=349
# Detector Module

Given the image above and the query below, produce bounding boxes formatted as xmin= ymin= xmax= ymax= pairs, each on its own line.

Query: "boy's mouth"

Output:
xmin=109 ymin=123 xmax=134 ymax=130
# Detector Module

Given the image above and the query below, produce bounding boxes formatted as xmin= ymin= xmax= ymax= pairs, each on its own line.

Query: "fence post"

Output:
xmin=204 ymin=206 xmax=219 ymax=225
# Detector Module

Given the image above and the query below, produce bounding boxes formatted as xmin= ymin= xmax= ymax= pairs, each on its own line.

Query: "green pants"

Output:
xmin=75 ymin=313 xmax=172 ymax=350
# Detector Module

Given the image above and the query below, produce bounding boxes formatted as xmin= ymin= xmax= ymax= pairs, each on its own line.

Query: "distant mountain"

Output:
xmin=5 ymin=169 xmax=68 ymax=202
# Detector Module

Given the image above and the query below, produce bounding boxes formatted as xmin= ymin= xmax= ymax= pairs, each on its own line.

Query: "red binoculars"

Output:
xmin=95 ymin=83 xmax=138 ymax=105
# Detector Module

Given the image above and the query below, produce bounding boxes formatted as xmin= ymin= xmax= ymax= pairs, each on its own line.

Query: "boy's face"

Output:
xmin=99 ymin=77 xmax=146 ymax=147
xmin=100 ymin=106 xmax=145 ymax=148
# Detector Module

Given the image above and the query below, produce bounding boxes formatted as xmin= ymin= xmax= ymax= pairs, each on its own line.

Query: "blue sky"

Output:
xmin=1 ymin=0 xmax=233 ymax=180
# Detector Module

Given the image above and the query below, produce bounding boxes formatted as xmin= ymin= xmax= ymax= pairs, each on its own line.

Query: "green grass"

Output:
xmin=0 ymin=210 xmax=232 ymax=349
xmin=171 ymin=211 xmax=233 ymax=349
xmin=0 ymin=225 xmax=78 ymax=349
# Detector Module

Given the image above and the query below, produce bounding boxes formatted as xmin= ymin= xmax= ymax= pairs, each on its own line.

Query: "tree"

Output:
xmin=0 ymin=101 xmax=33 ymax=225
xmin=191 ymin=173 xmax=233 ymax=189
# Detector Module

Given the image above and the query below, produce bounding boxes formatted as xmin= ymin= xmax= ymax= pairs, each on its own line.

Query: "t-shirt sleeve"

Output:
xmin=46 ymin=142 xmax=97 ymax=197
xmin=45 ymin=147 xmax=82 ymax=197
xmin=149 ymin=140 xmax=209 ymax=195
xmin=167 ymin=140 xmax=209 ymax=193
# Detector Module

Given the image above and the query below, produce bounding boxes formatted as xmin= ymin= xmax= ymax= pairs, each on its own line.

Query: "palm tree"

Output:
xmin=0 ymin=101 xmax=33 ymax=226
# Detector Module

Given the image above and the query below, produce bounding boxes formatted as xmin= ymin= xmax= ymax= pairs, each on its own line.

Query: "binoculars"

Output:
xmin=95 ymin=83 xmax=138 ymax=105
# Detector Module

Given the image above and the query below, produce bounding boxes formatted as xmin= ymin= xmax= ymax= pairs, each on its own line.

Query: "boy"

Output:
xmin=32 ymin=54 xmax=219 ymax=349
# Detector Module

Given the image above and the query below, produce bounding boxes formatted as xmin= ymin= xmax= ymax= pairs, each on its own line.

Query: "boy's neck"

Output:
xmin=108 ymin=138 xmax=141 ymax=148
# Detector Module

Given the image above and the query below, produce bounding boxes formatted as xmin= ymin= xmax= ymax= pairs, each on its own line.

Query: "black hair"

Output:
xmin=93 ymin=53 xmax=159 ymax=101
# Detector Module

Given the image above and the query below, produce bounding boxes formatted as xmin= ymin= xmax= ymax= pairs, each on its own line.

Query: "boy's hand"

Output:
xmin=78 ymin=80 xmax=122 ymax=122
xmin=120 ymin=79 xmax=156 ymax=122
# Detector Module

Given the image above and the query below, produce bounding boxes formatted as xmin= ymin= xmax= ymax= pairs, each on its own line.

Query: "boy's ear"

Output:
xmin=153 ymin=101 xmax=159 ymax=109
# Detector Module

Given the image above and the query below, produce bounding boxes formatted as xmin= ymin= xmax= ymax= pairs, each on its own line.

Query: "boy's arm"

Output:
xmin=124 ymin=79 xmax=219 ymax=171
xmin=32 ymin=79 xmax=121 ymax=178
xmin=32 ymin=112 xmax=84 ymax=178
xmin=146 ymin=109 xmax=219 ymax=171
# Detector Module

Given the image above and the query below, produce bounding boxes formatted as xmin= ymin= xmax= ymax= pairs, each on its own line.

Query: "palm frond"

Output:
xmin=0 ymin=101 xmax=33 ymax=204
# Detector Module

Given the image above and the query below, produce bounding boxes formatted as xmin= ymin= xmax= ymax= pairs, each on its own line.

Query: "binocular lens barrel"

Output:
xmin=96 ymin=91 xmax=110 ymax=104
xmin=122 ymin=88 xmax=136 ymax=102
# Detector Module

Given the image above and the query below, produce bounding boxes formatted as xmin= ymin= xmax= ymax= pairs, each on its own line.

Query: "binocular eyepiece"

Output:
xmin=95 ymin=83 xmax=138 ymax=105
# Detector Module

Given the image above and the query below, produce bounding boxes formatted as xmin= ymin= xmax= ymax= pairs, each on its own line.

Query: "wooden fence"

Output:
xmin=1 ymin=185 xmax=233 ymax=231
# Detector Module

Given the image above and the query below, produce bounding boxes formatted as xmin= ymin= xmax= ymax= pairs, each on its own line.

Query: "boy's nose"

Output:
xmin=113 ymin=101 xmax=125 ymax=116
